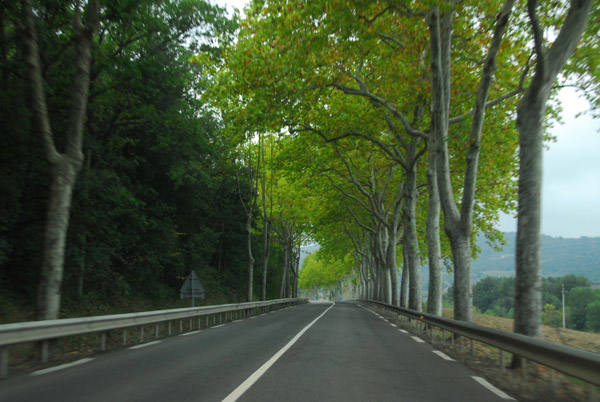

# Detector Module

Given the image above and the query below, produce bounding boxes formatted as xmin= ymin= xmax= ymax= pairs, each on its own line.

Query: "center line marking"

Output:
xmin=222 ymin=302 xmax=335 ymax=402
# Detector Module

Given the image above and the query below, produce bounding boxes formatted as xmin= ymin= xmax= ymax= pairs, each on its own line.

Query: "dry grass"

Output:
xmin=442 ymin=308 xmax=600 ymax=354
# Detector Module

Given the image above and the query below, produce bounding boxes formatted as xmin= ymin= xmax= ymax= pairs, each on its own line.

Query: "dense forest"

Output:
xmin=0 ymin=0 xmax=297 ymax=323
xmin=1 ymin=0 xmax=599 ymax=353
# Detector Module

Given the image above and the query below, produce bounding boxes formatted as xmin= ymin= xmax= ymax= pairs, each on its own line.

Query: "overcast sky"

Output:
xmin=215 ymin=1 xmax=600 ymax=239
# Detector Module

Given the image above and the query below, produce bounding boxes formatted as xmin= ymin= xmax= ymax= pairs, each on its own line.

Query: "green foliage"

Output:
xmin=567 ymin=287 xmax=600 ymax=331
xmin=473 ymin=276 xmax=514 ymax=315
xmin=542 ymin=304 xmax=561 ymax=327
xmin=585 ymin=301 xmax=600 ymax=333
xmin=0 ymin=0 xmax=271 ymax=319
xmin=468 ymin=275 xmax=599 ymax=331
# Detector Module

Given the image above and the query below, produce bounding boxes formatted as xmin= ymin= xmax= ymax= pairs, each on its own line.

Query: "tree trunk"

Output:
xmin=448 ymin=230 xmax=473 ymax=322
xmin=245 ymin=209 xmax=254 ymax=302
xmin=400 ymin=251 xmax=409 ymax=308
xmin=386 ymin=235 xmax=399 ymax=306
xmin=279 ymin=242 xmax=289 ymax=298
xmin=429 ymin=0 xmax=514 ymax=322
xmin=21 ymin=0 xmax=98 ymax=321
xmin=426 ymin=128 xmax=443 ymax=316
xmin=403 ymin=151 xmax=422 ymax=311
xmin=513 ymin=0 xmax=593 ymax=348
xmin=37 ymin=159 xmax=80 ymax=320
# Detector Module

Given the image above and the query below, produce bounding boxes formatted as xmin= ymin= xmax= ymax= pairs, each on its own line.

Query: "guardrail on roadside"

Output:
xmin=358 ymin=300 xmax=600 ymax=389
xmin=0 ymin=298 xmax=307 ymax=378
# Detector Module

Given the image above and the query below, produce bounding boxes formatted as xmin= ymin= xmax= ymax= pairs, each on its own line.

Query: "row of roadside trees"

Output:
xmin=210 ymin=0 xmax=599 ymax=354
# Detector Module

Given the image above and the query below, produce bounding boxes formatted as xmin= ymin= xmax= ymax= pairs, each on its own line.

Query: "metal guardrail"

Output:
xmin=0 ymin=298 xmax=307 ymax=378
xmin=359 ymin=300 xmax=600 ymax=388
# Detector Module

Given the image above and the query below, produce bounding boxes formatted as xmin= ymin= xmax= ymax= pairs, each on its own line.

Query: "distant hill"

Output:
xmin=473 ymin=232 xmax=600 ymax=282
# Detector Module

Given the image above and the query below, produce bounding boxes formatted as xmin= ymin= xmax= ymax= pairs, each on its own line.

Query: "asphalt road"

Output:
xmin=0 ymin=302 xmax=516 ymax=401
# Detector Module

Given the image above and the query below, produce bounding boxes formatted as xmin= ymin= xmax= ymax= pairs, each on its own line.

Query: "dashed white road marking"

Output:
xmin=472 ymin=376 xmax=516 ymax=400
xmin=212 ymin=324 xmax=225 ymax=329
xmin=399 ymin=329 xmax=408 ymax=334
xmin=432 ymin=350 xmax=454 ymax=361
xmin=180 ymin=331 xmax=202 ymax=337
xmin=222 ymin=302 xmax=335 ymax=402
xmin=249 ymin=316 xmax=257 ymax=319
xmin=31 ymin=358 xmax=95 ymax=376
xmin=390 ymin=323 xmax=398 ymax=328
xmin=130 ymin=340 xmax=162 ymax=349
xmin=411 ymin=336 xmax=425 ymax=343
xmin=232 ymin=320 xmax=242 ymax=323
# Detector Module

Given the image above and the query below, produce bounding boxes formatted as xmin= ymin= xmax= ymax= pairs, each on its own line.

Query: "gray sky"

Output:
xmin=497 ymin=88 xmax=600 ymax=238
xmin=215 ymin=1 xmax=600 ymax=238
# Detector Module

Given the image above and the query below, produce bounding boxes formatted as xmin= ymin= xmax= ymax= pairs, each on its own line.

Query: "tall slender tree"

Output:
xmin=21 ymin=0 xmax=99 ymax=320
xmin=513 ymin=0 xmax=593 ymax=360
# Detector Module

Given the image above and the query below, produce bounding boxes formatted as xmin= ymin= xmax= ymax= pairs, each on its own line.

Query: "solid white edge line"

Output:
xmin=472 ymin=376 xmax=516 ymax=400
xmin=221 ymin=302 xmax=335 ymax=402
xmin=31 ymin=358 xmax=95 ymax=376
xmin=130 ymin=340 xmax=162 ymax=349
xmin=432 ymin=350 xmax=455 ymax=361
xmin=180 ymin=331 xmax=202 ymax=337
xmin=411 ymin=336 xmax=425 ymax=343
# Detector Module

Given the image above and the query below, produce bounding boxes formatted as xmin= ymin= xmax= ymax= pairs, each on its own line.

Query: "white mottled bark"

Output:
xmin=429 ymin=0 xmax=514 ymax=322
xmin=22 ymin=0 xmax=98 ymax=321
xmin=514 ymin=0 xmax=593 ymax=339
xmin=426 ymin=135 xmax=442 ymax=316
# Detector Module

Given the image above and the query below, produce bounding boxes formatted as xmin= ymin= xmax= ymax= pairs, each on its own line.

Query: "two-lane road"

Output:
xmin=0 ymin=302 xmax=515 ymax=401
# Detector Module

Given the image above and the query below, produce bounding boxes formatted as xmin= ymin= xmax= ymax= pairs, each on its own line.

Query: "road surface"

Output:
xmin=0 ymin=302 xmax=515 ymax=401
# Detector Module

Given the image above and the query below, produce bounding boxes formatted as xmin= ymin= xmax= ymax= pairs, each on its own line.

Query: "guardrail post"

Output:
xmin=1 ymin=346 xmax=8 ymax=379
xmin=122 ymin=329 xmax=127 ymax=346
xmin=198 ymin=317 xmax=202 ymax=329
xmin=155 ymin=324 xmax=159 ymax=338
xmin=179 ymin=320 xmax=183 ymax=333
xmin=189 ymin=318 xmax=192 ymax=330
xmin=522 ymin=358 xmax=528 ymax=380
xmin=470 ymin=339 xmax=474 ymax=355
xmin=41 ymin=340 xmax=50 ymax=363
xmin=140 ymin=326 xmax=144 ymax=342
xmin=101 ymin=332 xmax=106 ymax=351
xmin=499 ymin=350 xmax=504 ymax=372
xmin=168 ymin=321 xmax=172 ymax=335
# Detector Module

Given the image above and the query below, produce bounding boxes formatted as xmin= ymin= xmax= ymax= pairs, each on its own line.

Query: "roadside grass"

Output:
xmin=442 ymin=308 xmax=600 ymax=354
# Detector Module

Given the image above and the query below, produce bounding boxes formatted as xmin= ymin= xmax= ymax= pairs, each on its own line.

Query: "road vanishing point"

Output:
xmin=0 ymin=302 xmax=515 ymax=401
